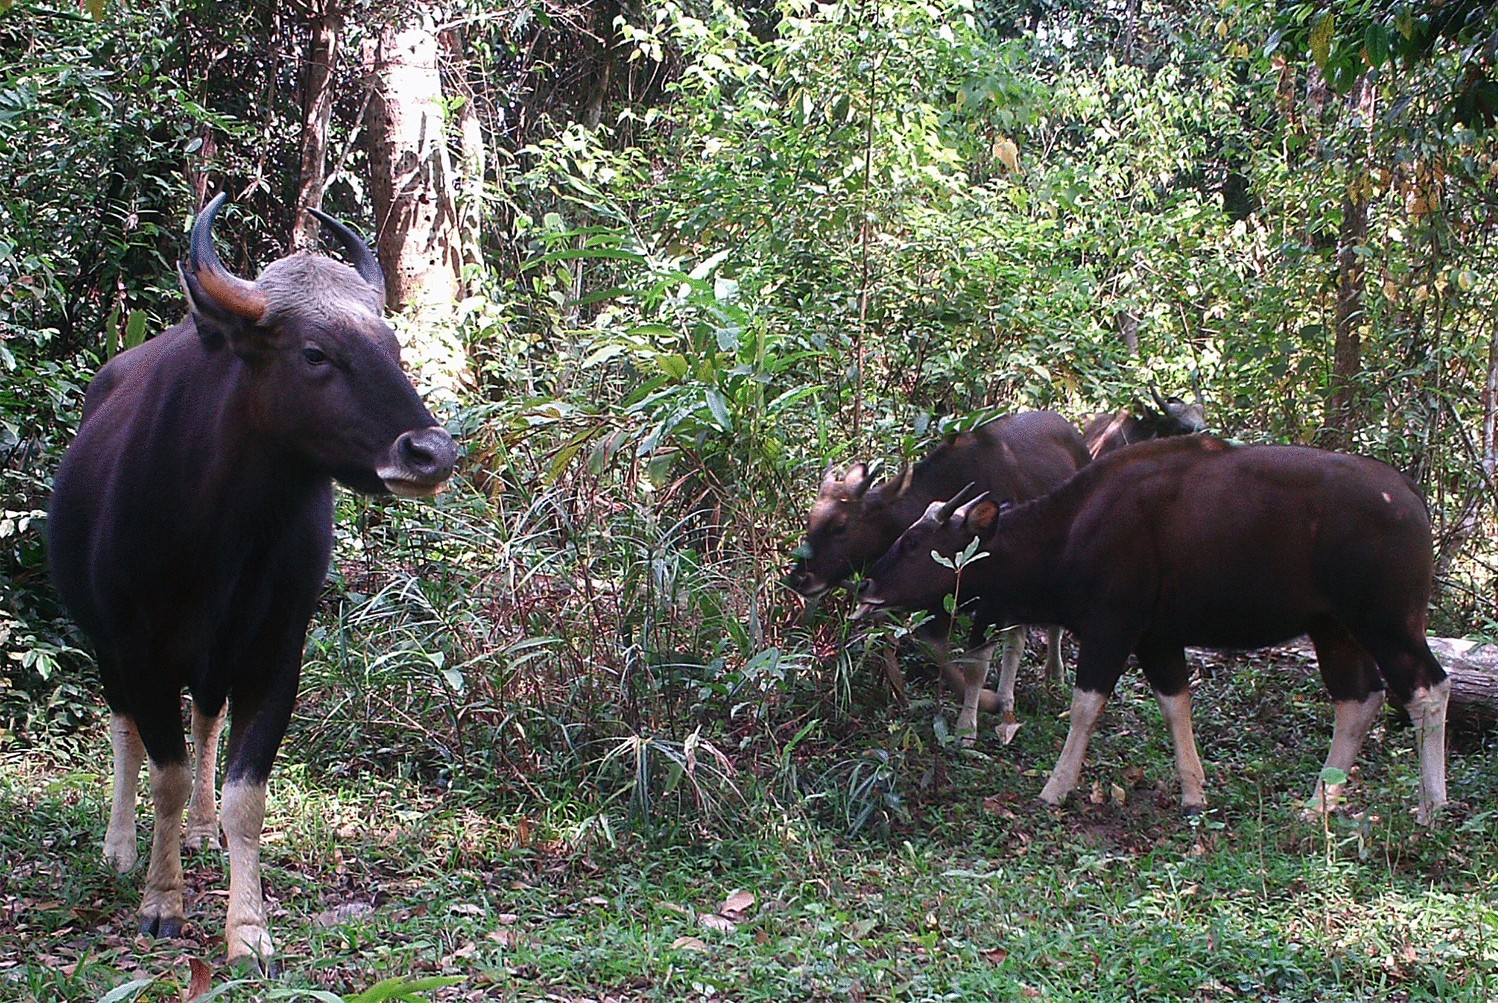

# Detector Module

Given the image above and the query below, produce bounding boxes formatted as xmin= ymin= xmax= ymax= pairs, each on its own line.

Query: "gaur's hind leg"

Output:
xmin=185 ymin=701 xmax=226 ymax=850
xmin=1305 ymin=623 xmax=1384 ymax=815
xmin=104 ymin=711 xmax=145 ymax=872
xmin=1358 ymin=627 xmax=1449 ymax=825
xmin=1136 ymin=640 xmax=1206 ymax=811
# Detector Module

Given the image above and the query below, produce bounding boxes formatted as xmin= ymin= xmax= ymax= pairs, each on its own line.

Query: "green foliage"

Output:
xmin=1273 ymin=2 xmax=1498 ymax=128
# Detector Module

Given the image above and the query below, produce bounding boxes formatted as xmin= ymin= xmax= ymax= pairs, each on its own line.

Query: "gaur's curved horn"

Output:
xmin=1191 ymin=371 xmax=1205 ymax=407
xmin=1149 ymin=384 xmax=1171 ymax=415
xmin=936 ymin=481 xmax=979 ymax=523
xmin=820 ymin=464 xmax=840 ymax=492
xmin=306 ymin=206 xmax=386 ymax=308
xmin=186 ymin=193 xmax=266 ymax=321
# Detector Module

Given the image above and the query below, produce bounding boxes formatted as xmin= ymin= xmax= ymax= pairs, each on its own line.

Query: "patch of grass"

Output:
xmin=3 ymin=650 xmax=1496 ymax=1002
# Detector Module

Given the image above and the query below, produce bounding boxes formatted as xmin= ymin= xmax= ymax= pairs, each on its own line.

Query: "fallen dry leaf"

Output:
xmin=183 ymin=956 xmax=212 ymax=1003
xmin=314 ymin=901 xmax=375 ymax=929
xmin=699 ymin=913 xmax=736 ymax=933
xmin=487 ymin=929 xmax=530 ymax=948
xmin=670 ymin=935 xmax=708 ymax=952
xmin=720 ymin=889 xmax=755 ymax=919
xmin=981 ymin=947 xmax=1008 ymax=966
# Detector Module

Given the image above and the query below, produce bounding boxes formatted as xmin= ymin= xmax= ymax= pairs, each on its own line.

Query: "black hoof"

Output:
xmin=140 ymin=914 xmax=184 ymax=938
xmin=1182 ymin=803 xmax=1206 ymax=818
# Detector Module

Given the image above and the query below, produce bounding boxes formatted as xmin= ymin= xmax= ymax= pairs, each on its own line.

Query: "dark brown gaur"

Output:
xmin=1081 ymin=385 xmax=1208 ymax=459
xmin=789 ymin=411 xmax=1092 ymax=743
xmin=48 ymin=193 xmax=459 ymax=966
xmin=858 ymin=435 xmax=1450 ymax=824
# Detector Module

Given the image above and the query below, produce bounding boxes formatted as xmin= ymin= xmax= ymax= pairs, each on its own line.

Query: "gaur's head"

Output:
xmin=790 ymin=461 xmax=915 ymax=598
xmin=1149 ymin=387 xmax=1209 ymax=436
xmin=857 ymin=490 xmax=1003 ymax=620
xmin=178 ymin=194 xmax=458 ymax=497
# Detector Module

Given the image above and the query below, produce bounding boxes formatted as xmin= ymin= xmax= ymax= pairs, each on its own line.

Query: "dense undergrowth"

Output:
xmin=3 ymin=641 xmax=1496 ymax=1001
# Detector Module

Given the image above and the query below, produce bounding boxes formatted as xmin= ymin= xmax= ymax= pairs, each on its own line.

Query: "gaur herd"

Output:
xmin=47 ymin=198 xmax=1452 ymax=965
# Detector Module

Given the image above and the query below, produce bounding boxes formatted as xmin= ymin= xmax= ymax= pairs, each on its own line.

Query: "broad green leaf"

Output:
xmin=97 ymin=979 xmax=157 ymax=1003
xmin=1310 ymin=12 xmax=1335 ymax=68
xmin=124 ymin=309 xmax=148 ymax=350
xmin=656 ymin=354 xmax=688 ymax=380
xmin=704 ymin=388 xmax=732 ymax=430
xmin=345 ymin=976 xmax=466 ymax=1003
xmin=1364 ymin=23 xmax=1390 ymax=67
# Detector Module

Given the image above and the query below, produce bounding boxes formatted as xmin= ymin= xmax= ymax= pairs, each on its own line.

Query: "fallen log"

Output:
xmin=1428 ymin=637 xmax=1498 ymax=722
xmin=1279 ymin=636 xmax=1498 ymax=728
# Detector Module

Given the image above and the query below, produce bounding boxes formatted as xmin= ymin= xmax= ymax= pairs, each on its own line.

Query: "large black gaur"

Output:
xmin=790 ymin=411 xmax=1091 ymax=743
xmin=857 ymin=435 xmax=1450 ymax=823
xmin=48 ymin=194 xmax=459 ymax=963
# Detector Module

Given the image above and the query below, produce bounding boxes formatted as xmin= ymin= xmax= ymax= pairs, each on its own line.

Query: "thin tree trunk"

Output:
xmin=440 ymin=25 xmax=487 ymax=297
xmin=1322 ymin=75 xmax=1375 ymax=450
xmin=1484 ymin=316 xmax=1498 ymax=484
xmin=365 ymin=13 xmax=460 ymax=316
xmin=580 ymin=0 xmax=620 ymax=130
xmin=291 ymin=1 xmax=342 ymax=251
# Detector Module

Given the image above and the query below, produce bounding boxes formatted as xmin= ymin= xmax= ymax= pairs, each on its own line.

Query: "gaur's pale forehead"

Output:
xmin=257 ymin=255 xmax=382 ymax=329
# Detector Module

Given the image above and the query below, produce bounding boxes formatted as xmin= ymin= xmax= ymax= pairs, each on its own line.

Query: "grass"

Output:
xmin=2 ymin=646 xmax=1496 ymax=1003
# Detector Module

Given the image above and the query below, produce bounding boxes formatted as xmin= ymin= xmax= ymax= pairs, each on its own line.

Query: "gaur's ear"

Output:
xmin=964 ymin=498 xmax=1002 ymax=538
xmin=179 ymin=263 xmax=267 ymax=357
xmin=845 ymin=463 xmax=872 ymax=498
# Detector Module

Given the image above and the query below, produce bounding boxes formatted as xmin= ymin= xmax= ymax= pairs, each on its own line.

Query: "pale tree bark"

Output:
xmin=365 ymin=12 xmax=461 ymax=316
xmin=1485 ymin=319 xmax=1498 ymax=483
xmin=440 ymin=25 xmax=486 ymax=297
xmin=291 ymin=0 xmax=343 ymax=251
xmin=1322 ymin=75 xmax=1375 ymax=450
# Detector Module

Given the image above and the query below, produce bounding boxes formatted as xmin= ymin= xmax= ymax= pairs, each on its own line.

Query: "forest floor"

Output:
xmin=2 ymin=648 xmax=1496 ymax=1003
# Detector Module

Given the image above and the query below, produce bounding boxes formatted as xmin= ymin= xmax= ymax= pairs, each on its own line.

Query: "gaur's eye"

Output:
xmin=303 ymin=345 xmax=330 ymax=366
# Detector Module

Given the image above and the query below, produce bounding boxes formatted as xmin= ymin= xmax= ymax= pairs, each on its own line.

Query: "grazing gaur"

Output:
xmin=790 ymin=411 xmax=1092 ymax=743
xmin=856 ymin=435 xmax=1449 ymax=824
xmin=48 ymin=194 xmax=459 ymax=964
xmin=1082 ymin=386 xmax=1208 ymax=458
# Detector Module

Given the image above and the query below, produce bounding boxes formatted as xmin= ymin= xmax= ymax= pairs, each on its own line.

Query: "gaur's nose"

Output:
xmin=394 ymin=426 xmax=458 ymax=484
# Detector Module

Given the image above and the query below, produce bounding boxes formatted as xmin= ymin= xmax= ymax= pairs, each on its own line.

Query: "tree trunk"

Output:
xmin=291 ymin=1 xmax=342 ymax=251
xmin=439 ymin=25 xmax=487 ymax=297
xmin=1285 ymin=638 xmax=1498 ymax=728
xmin=1322 ymin=75 xmax=1375 ymax=450
xmin=580 ymin=0 xmax=620 ymax=130
xmin=365 ymin=13 xmax=460 ymax=316
xmin=1484 ymin=315 xmax=1498 ymax=484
